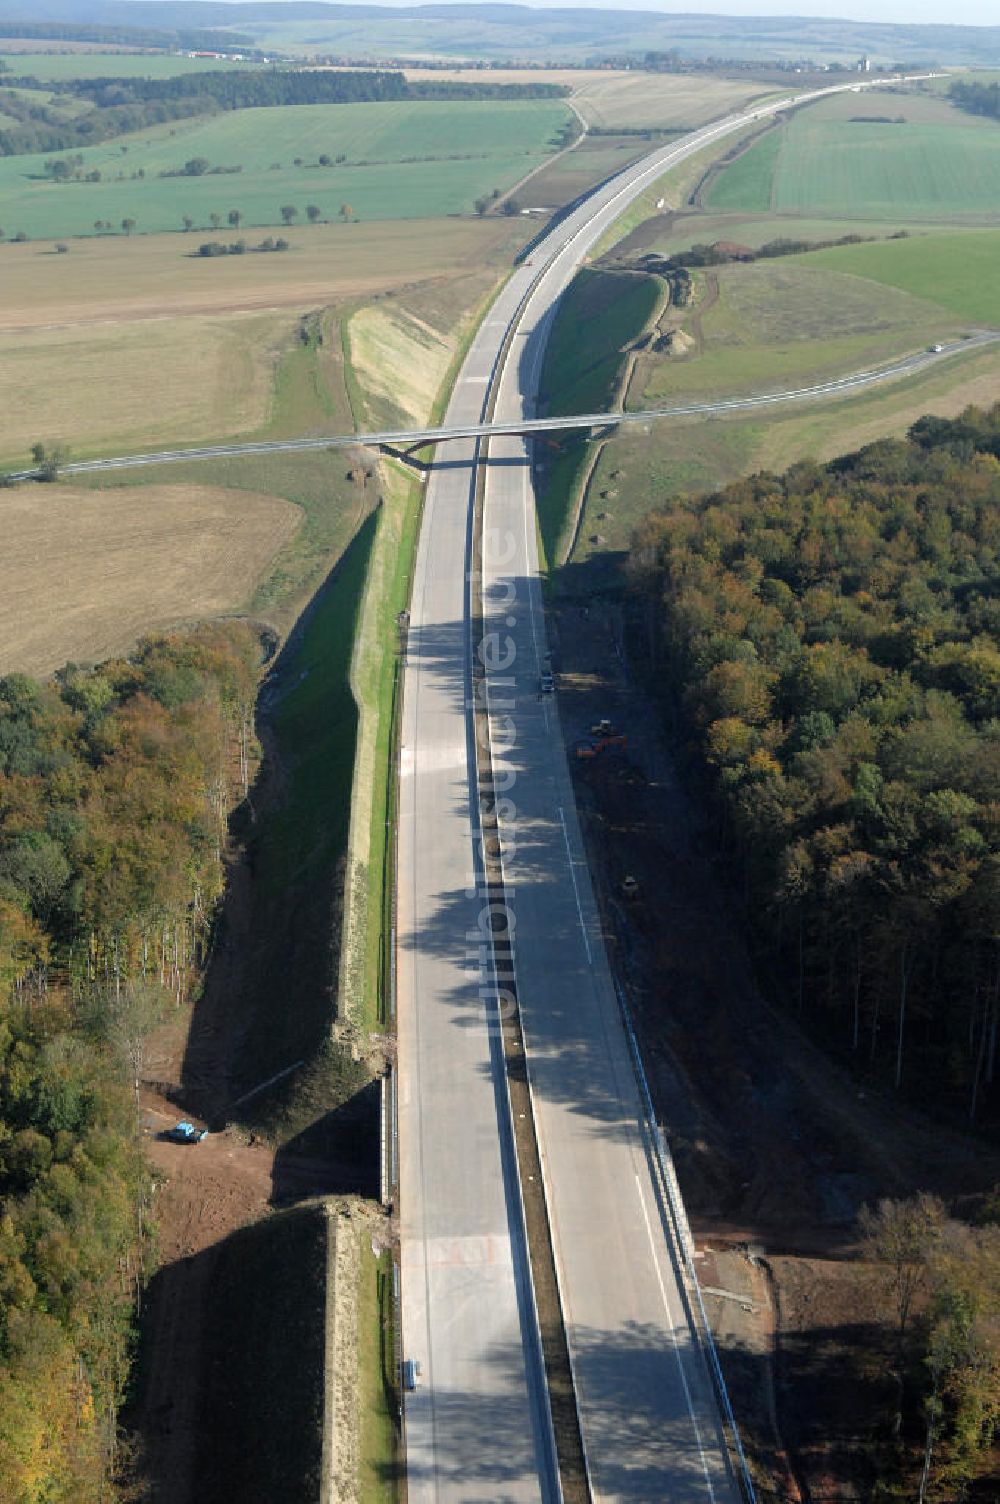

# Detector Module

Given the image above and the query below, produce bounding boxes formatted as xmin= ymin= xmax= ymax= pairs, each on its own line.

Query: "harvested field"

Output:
xmin=523 ymin=135 xmax=651 ymax=211
xmin=0 ymin=482 xmax=299 ymax=676
xmin=400 ymin=67 xmax=765 ymax=130
xmin=0 ymin=219 xmax=523 ymax=331
xmin=0 ymin=219 xmax=520 ymax=459
xmin=0 ymin=309 xmax=288 ymax=461
xmin=570 ymin=71 xmax=766 ymax=130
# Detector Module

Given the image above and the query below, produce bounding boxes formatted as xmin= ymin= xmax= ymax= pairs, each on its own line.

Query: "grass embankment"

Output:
xmin=222 ymin=505 xmax=381 ymax=1114
xmin=535 ymin=265 xmax=663 ymax=567
xmin=338 ymin=465 xmax=421 ymax=1034
xmin=195 ymin=1206 xmax=328 ymax=1504
xmin=0 ymin=97 xmax=572 ymax=238
xmin=205 ymin=224 xmax=496 ymax=1083
xmin=339 ymin=266 xmax=511 ymax=1027
xmin=566 ymin=337 xmax=1000 ymax=579
xmin=357 ymin=1242 xmax=400 ymax=1503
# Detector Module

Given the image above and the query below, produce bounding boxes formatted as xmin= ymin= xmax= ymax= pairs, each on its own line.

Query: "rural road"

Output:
xmin=14 ymin=334 xmax=992 ymax=485
xmin=393 ymin=72 xmax=939 ymax=1503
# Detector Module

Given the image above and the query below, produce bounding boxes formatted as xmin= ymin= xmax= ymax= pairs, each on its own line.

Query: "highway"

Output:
xmin=0 ymin=71 xmax=948 ymax=1502
xmin=394 ymin=72 xmax=938 ymax=1504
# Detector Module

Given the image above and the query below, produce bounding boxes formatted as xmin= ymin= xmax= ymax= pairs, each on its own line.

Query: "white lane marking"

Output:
xmin=635 ymin=1172 xmax=717 ymax=1502
xmin=557 ymin=805 xmax=591 ymax=964
xmin=463 ymin=374 xmax=490 ymax=383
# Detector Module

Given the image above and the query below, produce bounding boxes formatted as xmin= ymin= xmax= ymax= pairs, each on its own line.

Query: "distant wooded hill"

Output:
xmin=1 ymin=1 xmax=999 ymax=67
xmin=0 ymin=18 xmax=255 ymax=49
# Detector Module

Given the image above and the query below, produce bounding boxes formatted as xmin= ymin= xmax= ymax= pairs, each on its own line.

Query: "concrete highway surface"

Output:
xmin=394 ymin=73 xmax=937 ymax=1503
xmin=480 ymin=272 xmax=739 ymax=1502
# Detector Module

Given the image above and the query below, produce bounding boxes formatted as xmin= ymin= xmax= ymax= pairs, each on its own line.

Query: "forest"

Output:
xmin=628 ymin=404 xmax=1000 ymax=1127
xmin=0 ymin=623 xmax=261 ymax=1500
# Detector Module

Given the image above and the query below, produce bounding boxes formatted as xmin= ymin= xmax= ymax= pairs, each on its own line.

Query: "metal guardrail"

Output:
xmin=612 ymin=975 xmax=758 ymax=1503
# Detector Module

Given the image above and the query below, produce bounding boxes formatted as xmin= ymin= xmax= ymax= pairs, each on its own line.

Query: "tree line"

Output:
xmin=0 ymin=623 xmax=262 ymax=1500
xmin=652 ymin=230 xmax=878 ymax=269
xmin=47 ymin=69 xmax=568 ymax=113
xmin=0 ymin=68 xmax=567 ymax=158
xmin=628 ymin=405 xmax=1000 ymax=1126
xmin=0 ymin=85 xmax=210 ymax=159
xmin=950 ymin=79 xmax=1000 ymax=121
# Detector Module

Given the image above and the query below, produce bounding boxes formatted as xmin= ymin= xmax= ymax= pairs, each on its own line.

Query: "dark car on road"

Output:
xmin=165 ymin=1120 xmax=208 ymax=1144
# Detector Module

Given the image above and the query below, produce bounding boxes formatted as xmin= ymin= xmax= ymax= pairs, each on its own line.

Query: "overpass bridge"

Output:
xmin=7 ymin=334 xmax=990 ymax=484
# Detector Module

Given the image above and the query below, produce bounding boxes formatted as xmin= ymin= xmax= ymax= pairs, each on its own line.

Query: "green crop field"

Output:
xmin=0 ymin=97 xmax=570 ymax=238
xmin=707 ymin=127 xmax=782 ymax=211
xmin=0 ymin=52 xmax=263 ymax=80
xmin=706 ymin=94 xmax=1000 ymax=220
xmin=800 ymin=229 xmax=1000 ymax=325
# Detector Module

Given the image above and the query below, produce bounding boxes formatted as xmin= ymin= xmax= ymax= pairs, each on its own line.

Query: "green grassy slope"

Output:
xmin=541 ymin=265 xmax=662 ymax=415
xmin=536 ymin=266 xmax=662 ymax=564
xmin=639 ymin=260 xmax=954 ymax=403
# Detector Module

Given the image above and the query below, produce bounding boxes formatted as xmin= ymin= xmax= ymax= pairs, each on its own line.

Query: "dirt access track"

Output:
xmin=136 ymin=1088 xmax=274 ymax=1504
xmin=549 ymin=597 xmax=1000 ymax=1497
xmin=133 ymin=966 xmax=362 ymax=1504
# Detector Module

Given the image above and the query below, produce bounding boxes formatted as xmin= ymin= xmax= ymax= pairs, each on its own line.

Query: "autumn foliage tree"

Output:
xmin=629 ymin=405 xmax=1000 ymax=1123
xmin=0 ymin=621 xmax=263 ymax=1500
